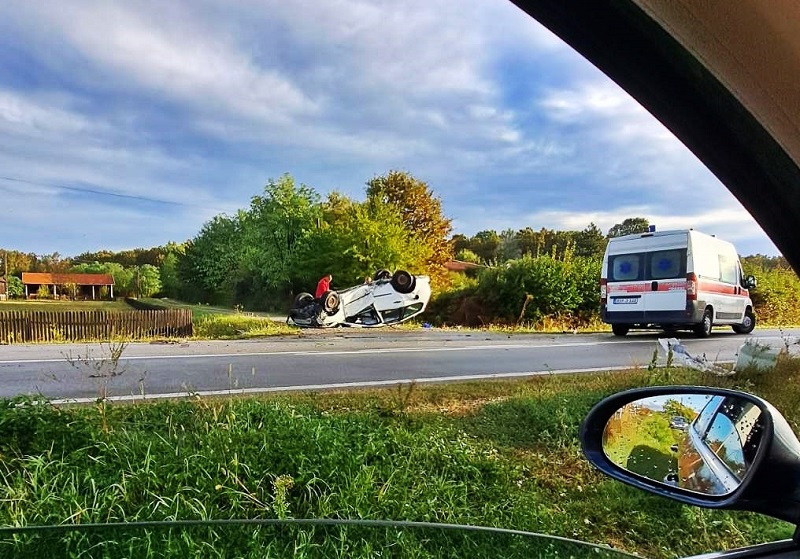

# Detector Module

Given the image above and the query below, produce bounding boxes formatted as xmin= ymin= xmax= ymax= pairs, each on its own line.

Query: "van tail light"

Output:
xmin=600 ymin=279 xmax=607 ymax=305
xmin=686 ymin=273 xmax=698 ymax=301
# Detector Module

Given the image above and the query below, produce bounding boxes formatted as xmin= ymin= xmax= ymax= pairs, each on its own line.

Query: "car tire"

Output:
xmin=321 ymin=290 xmax=340 ymax=314
xmin=293 ymin=292 xmax=314 ymax=307
xmin=694 ymin=308 xmax=713 ymax=338
xmin=611 ymin=324 xmax=629 ymax=337
xmin=373 ymin=269 xmax=392 ymax=281
xmin=732 ymin=308 xmax=756 ymax=334
xmin=390 ymin=270 xmax=415 ymax=294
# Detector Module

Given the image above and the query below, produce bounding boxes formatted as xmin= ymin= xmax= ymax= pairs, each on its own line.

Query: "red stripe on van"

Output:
xmin=697 ymin=280 xmax=749 ymax=297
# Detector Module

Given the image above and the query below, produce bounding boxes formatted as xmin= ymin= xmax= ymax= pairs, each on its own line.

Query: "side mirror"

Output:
xmin=744 ymin=275 xmax=757 ymax=289
xmin=581 ymin=387 xmax=800 ymax=523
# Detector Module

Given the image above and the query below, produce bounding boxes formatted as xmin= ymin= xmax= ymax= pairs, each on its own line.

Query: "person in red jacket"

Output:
xmin=315 ymin=274 xmax=332 ymax=299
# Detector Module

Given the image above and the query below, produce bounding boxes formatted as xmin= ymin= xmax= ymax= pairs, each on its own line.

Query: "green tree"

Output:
xmin=178 ymin=215 xmax=243 ymax=304
xmin=498 ymin=229 xmax=521 ymax=262
xmin=455 ymin=248 xmax=482 ymax=264
xmin=297 ymin=194 xmax=428 ymax=287
xmin=366 ymin=171 xmax=453 ymax=283
xmin=6 ymin=276 xmax=23 ymax=298
xmin=159 ymin=252 xmax=182 ymax=298
xmin=131 ymin=264 xmax=162 ymax=298
xmin=607 ymin=217 xmax=650 ymax=238
xmin=469 ymin=230 xmax=500 ymax=264
xmin=574 ymin=223 xmax=608 ymax=259
xmin=240 ymin=174 xmax=321 ymax=294
xmin=451 ymin=234 xmax=471 ymax=255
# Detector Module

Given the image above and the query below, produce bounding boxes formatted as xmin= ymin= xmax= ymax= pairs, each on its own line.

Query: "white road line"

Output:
xmin=0 ymin=339 xmax=661 ymax=365
xmin=49 ymin=365 xmax=637 ymax=405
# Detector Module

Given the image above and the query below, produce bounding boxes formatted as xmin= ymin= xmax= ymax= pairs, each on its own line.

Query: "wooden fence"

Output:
xmin=0 ymin=309 xmax=193 ymax=343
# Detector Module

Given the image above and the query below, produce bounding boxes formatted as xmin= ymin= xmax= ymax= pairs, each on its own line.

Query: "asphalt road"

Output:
xmin=0 ymin=328 xmax=797 ymax=402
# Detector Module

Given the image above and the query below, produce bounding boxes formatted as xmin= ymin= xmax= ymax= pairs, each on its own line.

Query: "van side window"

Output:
xmin=719 ymin=254 xmax=738 ymax=284
xmin=610 ymin=254 xmax=641 ymax=281
xmin=649 ymin=250 xmax=683 ymax=280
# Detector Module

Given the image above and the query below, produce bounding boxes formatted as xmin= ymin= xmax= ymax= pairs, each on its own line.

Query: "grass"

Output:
xmin=193 ymin=314 xmax=298 ymax=338
xmin=0 ymin=356 xmax=799 ymax=558
xmin=0 ymin=300 xmax=134 ymax=312
xmin=141 ymin=298 xmax=278 ymax=320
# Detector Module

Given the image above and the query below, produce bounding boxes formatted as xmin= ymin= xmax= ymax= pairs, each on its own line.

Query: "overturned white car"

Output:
xmin=288 ymin=269 xmax=431 ymax=328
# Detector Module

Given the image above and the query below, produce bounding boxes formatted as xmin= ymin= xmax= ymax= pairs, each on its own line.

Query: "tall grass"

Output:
xmin=193 ymin=315 xmax=297 ymax=338
xmin=0 ymin=360 xmax=797 ymax=557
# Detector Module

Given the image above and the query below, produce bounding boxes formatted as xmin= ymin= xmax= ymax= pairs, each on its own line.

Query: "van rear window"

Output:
xmin=650 ymin=250 xmax=683 ymax=279
xmin=609 ymin=249 xmax=687 ymax=281
xmin=611 ymin=254 xmax=641 ymax=281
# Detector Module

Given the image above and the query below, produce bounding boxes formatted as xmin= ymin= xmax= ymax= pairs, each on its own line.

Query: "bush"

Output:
xmin=744 ymin=265 xmax=800 ymax=325
xmin=476 ymin=255 xmax=601 ymax=324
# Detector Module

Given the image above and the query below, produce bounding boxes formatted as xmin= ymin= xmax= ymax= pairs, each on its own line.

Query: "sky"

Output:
xmin=0 ymin=0 xmax=781 ymax=257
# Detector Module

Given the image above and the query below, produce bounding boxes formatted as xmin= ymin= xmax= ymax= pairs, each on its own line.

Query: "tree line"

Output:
xmin=2 ymin=171 xmax=795 ymax=323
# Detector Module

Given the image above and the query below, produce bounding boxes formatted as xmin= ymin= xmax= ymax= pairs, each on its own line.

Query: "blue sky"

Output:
xmin=0 ymin=0 xmax=780 ymax=257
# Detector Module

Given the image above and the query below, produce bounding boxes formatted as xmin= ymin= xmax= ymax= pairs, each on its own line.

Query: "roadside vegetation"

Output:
xmin=1 ymin=174 xmax=798 ymax=338
xmin=1 ymin=353 xmax=798 ymax=558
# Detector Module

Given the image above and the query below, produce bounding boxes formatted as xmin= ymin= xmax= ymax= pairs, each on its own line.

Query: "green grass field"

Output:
xmin=0 ymin=356 xmax=798 ymax=558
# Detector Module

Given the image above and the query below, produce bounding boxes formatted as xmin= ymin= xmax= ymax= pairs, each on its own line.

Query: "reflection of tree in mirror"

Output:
xmin=662 ymin=399 xmax=696 ymax=422
xmin=603 ymin=401 xmax=682 ymax=476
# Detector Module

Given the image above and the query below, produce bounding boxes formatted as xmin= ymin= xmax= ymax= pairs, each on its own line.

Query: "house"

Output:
xmin=22 ymin=273 xmax=115 ymax=300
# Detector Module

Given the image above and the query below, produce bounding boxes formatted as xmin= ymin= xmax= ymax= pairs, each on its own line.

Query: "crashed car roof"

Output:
xmin=512 ymin=0 xmax=800 ymax=273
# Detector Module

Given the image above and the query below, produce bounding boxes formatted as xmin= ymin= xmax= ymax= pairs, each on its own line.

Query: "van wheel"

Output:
xmin=612 ymin=324 xmax=629 ymax=336
xmin=694 ymin=309 xmax=713 ymax=338
xmin=732 ymin=309 xmax=756 ymax=334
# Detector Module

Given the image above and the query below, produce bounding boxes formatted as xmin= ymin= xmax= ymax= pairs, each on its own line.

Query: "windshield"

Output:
xmin=0 ymin=1 xmax=798 ymax=558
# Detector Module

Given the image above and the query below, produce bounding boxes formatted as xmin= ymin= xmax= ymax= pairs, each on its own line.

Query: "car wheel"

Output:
xmin=321 ymin=290 xmax=340 ymax=314
xmin=694 ymin=308 xmax=713 ymax=338
xmin=293 ymin=292 xmax=314 ymax=307
xmin=732 ymin=308 xmax=756 ymax=334
xmin=611 ymin=324 xmax=629 ymax=337
xmin=390 ymin=270 xmax=415 ymax=294
xmin=373 ymin=269 xmax=391 ymax=281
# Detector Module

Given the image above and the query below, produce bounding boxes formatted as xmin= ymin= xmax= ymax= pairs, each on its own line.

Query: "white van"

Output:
xmin=600 ymin=229 xmax=757 ymax=337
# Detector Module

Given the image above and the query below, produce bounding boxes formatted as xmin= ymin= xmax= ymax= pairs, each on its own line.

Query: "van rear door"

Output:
xmin=606 ymin=248 xmax=687 ymax=317
xmin=642 ymin=249 xmax=688 ymax=312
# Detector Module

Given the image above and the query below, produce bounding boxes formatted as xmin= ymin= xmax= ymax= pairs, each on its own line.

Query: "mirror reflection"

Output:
xmin=602 ymin=393 xmax=765 ymax=496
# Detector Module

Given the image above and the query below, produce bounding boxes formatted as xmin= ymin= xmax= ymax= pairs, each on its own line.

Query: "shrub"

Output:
xmin=476 ymin=255 xmax=600 ymax=324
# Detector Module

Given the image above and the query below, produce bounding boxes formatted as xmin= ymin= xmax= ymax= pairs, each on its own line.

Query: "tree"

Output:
xmin=297 ymin=194 xmax=429 ymax=287
xmin=159 ymin=252 xmax=182 ymax=298
xmin=469 ymin=230 xmax=500 ymax=264
xmin=607 ymin=217 xmax=650 ymax=238
xmin=366 ymin=171 xmax=453 ymax=282
xmin=131 ymin=264 xmax=162 ymax=297
xmin=574 ymin=223 xmax=608 ymax=259
xmin=498 ymin=229 xmax=521 ymax=262
xmin=454 ymin=248 xmax=482 ymax=264
xmin=179 ymin=215 xmax=243 ymax=303
xmin=451 ymin=234 xmax=471 ymax=255
xmin=6 ymin=276 xmax=23 ymax=298
xmin=239 ymin=174 xmax=321 ymax=294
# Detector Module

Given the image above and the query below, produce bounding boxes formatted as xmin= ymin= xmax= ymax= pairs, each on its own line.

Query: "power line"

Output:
xmin=0 ymin=175 xmax=231 ymax=213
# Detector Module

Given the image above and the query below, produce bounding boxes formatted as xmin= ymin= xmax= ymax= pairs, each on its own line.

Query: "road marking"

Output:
xmin=0 ymin=339 xmax=663 ymax=365
xmin=49 ymin=365 xmax=639 ymax=405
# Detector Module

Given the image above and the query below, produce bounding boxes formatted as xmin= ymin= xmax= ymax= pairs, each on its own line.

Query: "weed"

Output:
xmin=0 ymin=370 xmax=796 ymax=557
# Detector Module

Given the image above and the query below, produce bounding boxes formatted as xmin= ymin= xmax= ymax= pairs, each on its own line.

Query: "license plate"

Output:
xmin=613 ymin=297 xmax=639 ymax=304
